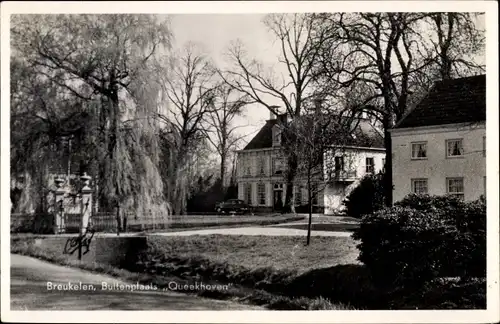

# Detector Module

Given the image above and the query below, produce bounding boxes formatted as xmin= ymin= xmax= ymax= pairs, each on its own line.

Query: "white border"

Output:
xmin=1 ymin=1 xmax=499 ymax=323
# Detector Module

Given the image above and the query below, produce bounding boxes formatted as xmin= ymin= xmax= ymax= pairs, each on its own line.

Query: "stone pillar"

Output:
xmin=80 ymin=173 xmax=93 ymax=235
xmin=54 ymin=177 xmax=66 ymax=234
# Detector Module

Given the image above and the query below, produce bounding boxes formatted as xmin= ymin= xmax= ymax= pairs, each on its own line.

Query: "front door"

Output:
xmin=273 ymin=190 xmax=283 ymax=211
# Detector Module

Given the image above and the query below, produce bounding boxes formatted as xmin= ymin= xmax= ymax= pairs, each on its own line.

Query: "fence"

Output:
xmin=11 ymin=211 xmax=293 ymax=234
xmin=88 ymin=212 xmax=172 ymax=233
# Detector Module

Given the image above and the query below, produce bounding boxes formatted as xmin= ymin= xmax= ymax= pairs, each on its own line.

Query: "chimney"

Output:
xmin=277 ymin=113 xmax=287 ymax=124
xmin=269 ymin=105 xmax=280 ymax=120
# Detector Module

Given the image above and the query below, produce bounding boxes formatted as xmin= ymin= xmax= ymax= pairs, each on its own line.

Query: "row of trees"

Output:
xmin=10 ymin=15 xmax=249 ymax=216
xmin=10 ymin=13 xmax=484 ymax=217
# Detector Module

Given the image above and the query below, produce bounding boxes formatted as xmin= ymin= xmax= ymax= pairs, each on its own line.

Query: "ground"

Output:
xmin=10 ymin=254 xmax=262 ymax=310
xmin=9 ymin=214 xmax=360 ymax=310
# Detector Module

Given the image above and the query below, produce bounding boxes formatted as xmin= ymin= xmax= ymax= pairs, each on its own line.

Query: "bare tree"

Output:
xmin=157 ymin=43 xmax=217 ymax=215
xmin=312 ymin=12 xmax=485 ymax=205
xmin=425 ymin=13 xmax=485 ymax=80
xmin=203 ymin=84 xmax=251 ymax=191
xmin=220 ymin=13 xmax=333 ymax=212
xmin=282 ymin=106 xmax=357 ymax=245
xmin=312 ymin=13 xmax=446 ymax=206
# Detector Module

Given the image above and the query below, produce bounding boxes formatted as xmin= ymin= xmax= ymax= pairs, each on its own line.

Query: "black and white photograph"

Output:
xmin=1 ymin=1 xmax=498 ymax=323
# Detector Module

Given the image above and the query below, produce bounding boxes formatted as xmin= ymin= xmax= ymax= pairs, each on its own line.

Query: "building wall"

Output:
xmin=323 ymin=148 xmax=386 ymax=214
xmin=237 ymin=148 xmax=284 ymax=209
xmin=237 ymin=146 xmax=386 ymax=214
xmin=391 ymin=122 xmax=486 ymax=203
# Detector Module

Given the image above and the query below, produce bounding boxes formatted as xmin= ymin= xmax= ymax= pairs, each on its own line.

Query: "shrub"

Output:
xmin=395 ymin=193 xmax=464 ymax=212
xmin=11 ymin=213 xmax=54 ymax=234
xmin=343 ymin=172 xmax=386 ymax=218
xmin=353 ymin=195 xmax=486 ymax=288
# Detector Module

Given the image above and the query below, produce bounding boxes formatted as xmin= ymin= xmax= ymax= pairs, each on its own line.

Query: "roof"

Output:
xmin=243 ymin=119 xmax=278 ymax=150
xmin=394 ymin=74 xmax=486 ymax=129
xmin=242 ymin=115 xmax=384 ymax=151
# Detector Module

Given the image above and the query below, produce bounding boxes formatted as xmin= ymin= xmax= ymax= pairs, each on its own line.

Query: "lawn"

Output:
xmin=146 ymin=234 xmax=360 ymax=273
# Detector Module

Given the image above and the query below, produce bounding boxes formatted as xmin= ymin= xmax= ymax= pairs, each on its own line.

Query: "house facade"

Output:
xmin=390 ymin=75 xmax=486 ymax=203
xmin=236 ymin=112 xmax=386 ymax=214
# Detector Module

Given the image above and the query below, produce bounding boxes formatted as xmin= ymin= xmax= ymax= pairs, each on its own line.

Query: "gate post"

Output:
xmin=54 ymin=177 xmax=66 ymax=234
xmin=80 ymin=173 xmax=93 ymax=235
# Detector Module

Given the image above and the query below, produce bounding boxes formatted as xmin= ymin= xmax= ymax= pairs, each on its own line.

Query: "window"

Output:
xmin=382 ymin=158 xmax=386 ymax=172
xmin=446 ymin=139 xmax=464 ymax=157
xmin=244 ymin=157 xmax=252 ymax=176
xmin=257 ymin=183 xmax=266 ymax=205
xmin=258 ymin=157 xmax=266 ymax=175
xmin=411 ymin=142 xmax=427 ymax=159
xmin=245 ymin=183 xmax=252 ymax=205
xmin=294 ymin=186 xmax=302 ymax=205
xmin=273 ymin=158 xmax=284 ymax=175
xmin=447 ymin=178 xmax=464 ymax=199
xmin=483 ymin=136 xmax=486 ymax=157
xmin=365 ymin=157 xmax=374 ymax=174
xmin=411 ymin=178 xmax=428 ymax=194
xmin=334 ymin=156 xmax=345 ymax=171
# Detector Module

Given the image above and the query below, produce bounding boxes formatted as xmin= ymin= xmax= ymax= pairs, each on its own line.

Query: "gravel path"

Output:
xmin=151 ymin=226 xmax=353 ymax=237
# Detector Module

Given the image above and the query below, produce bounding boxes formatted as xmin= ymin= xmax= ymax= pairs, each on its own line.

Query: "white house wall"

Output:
xmin=391 ymin=122 xmax=486 ymax=203
xmin=237 ymin=146 xmax=386 ymax=214
xmin=323 ymin=148 xmax=386 ymax=214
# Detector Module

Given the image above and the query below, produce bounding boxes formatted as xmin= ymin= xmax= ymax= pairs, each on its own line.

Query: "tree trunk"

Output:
xmin=172 ymin=147 xmax=188 ymax=215
xmin=108 ymin=82 xmax=120 ymax=206
xmin=220 ymin=152 xmax=226 ymax=195
xmin=383 ymin=116 xmax=393 ymax=207
xmin=284 ymin=153 xmax=298 ymax=213
xmin=306 ymin=168 xmax=312 ymax=246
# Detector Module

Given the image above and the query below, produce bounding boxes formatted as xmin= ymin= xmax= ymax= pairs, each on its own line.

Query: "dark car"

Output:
xmin=215 ymin=199 xmax=252 ymax=215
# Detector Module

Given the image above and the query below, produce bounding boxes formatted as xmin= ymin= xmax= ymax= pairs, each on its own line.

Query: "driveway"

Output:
xmin=10 ymin=254 xmax=262 ymax=310
xmin=151 ymin=214 xmax=357 ymax=237
xmin=152 ymin=226 xmax=353 ymax=237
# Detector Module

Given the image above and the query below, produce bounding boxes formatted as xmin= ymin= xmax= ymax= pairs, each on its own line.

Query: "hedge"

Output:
xmin=352 ymin=195 xmax=486 ymax=288
xmin=343 ymin=172 xmax=386 ymax=218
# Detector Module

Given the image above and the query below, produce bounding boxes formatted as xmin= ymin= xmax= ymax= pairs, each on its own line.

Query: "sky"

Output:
xmin=168 ymin=14 xmax=287 ymax=148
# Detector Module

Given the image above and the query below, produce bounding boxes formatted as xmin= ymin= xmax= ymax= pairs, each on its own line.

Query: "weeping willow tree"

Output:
xmin=11 ymin=14 xmax=172 ymax=219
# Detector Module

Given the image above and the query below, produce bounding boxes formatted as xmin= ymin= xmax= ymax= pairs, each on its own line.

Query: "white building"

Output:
xmin=390 ymin=75 xmax=486 ymax=203
xmin=236 ymin=112 xmax=386 ymax=214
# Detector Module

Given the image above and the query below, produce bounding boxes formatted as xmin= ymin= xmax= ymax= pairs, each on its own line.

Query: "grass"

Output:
xmin=145 ymin=235 xmax=360 ymax=273
xmin=134 ymin=235 xmax=378 ymax=308
xmin=272 ymin=223 xmax=359 ymax=232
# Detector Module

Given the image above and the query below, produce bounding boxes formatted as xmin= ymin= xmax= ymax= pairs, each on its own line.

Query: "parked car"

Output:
xmin=215 ymin=199 xmax=252 ymax=215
